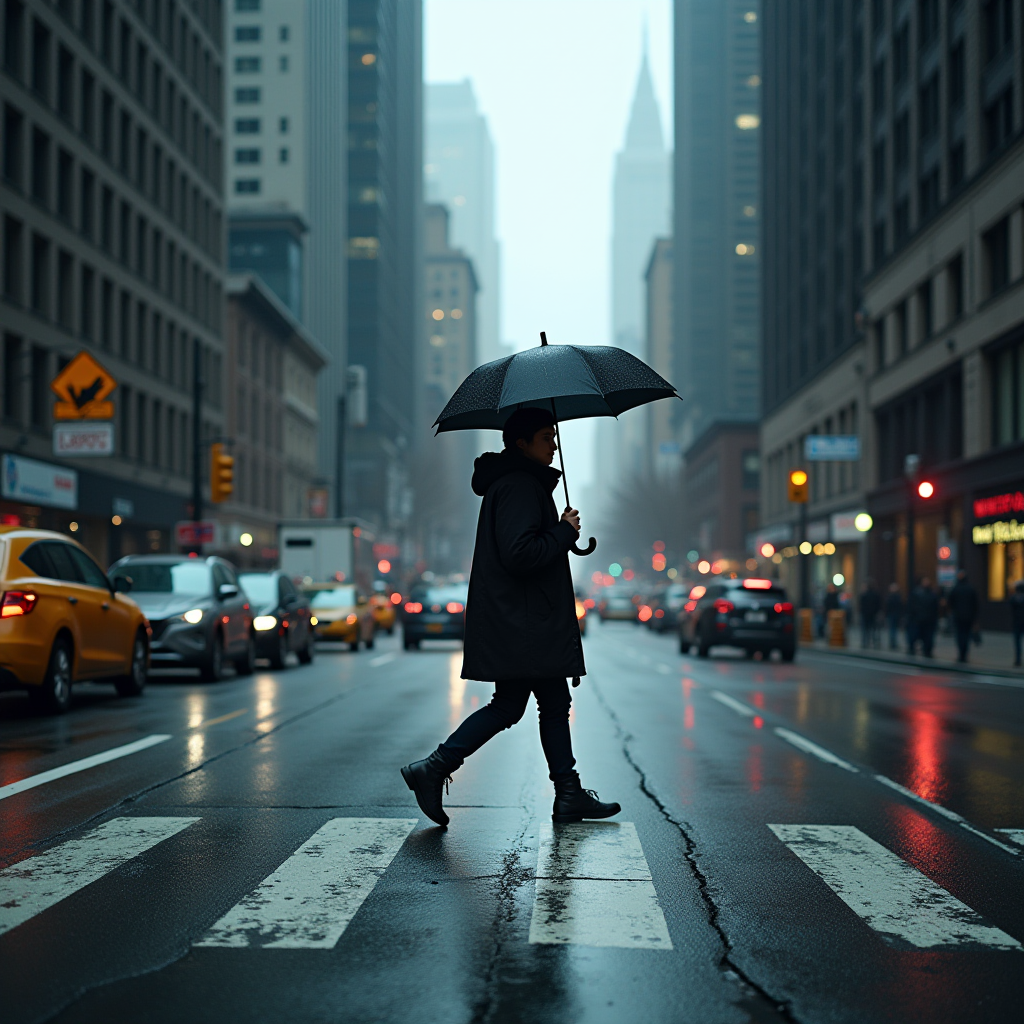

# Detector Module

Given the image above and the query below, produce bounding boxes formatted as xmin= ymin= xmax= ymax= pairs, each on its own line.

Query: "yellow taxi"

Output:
xmin=0 ymin=527 xmax=150 ymax=713
xmin=369 ymin=591 xmax=399 ymax=635
xmin=308 ymin=584 xmax=376 ymax=651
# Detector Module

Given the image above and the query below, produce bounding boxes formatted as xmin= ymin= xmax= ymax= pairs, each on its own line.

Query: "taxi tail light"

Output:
xmin=774 ymin=602 xmax=794 ymax=614
xmin=346 ymin=613 xmax=358 ymax=624
xmin=390 ymin=593 xmax=402 ymax=605
xmin=404 ymin=602 xmax=422 ymax=614
xmin=713 ymin=599 xmax=735 ymax=614
xmin=446 ymin=601 xmax=464 ymax=613
xmin=654 ymin=608 xmax=665 ymax=618
xmin=684 ymin=600 xmax=697 ymax=612
xmin=1 ymin=590 xmax=38 ymax=617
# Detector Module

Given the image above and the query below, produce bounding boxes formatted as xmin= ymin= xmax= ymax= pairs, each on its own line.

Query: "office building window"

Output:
xmin=57 ymin=148 xmax=73 ymax=221
xmin=949 ymin=142 xmax=965 ymax=188
xmin=983 ymin=217 xmax=1010 ymax=297
xmin=234 ymin=87 xmax=260 ymax=104
xmin=948 ymin=41 xmax=965 ymax=108
xmin=894 ymin=198 xmax=910 ymax=242
xmin=893 ymin=23 xmax=909 ymax=83
xmin=279 ymin=25 xmax=290 ymax=41
xmin=31 ymin=127 xmax=50 ymax=205
xmin=741 ymin=451 xmax=760 ymax=491
xmin=234 ymin=148 xmax=260 ymax=164
xmin=947 ymin=255 xmax=964 ymax=320
xmin=918 ymin=0 xmax=939 ymax=47
xmin=234 ymin=56 xmax=261 ymax=73
xmin=873 ymin=318 xmax=886 ymax=370
xmin=234 ymin=26 xmax=261 ymax=42
xmin=895 ymin=300 xmax=907 ymax=358
xmin=235 ymin=0 xmax=261 ymax=9
xmin=80 ymin=264 xmax=95 ymax=339
xmin=983 ymin=0 xmax=1014 ymax=63
xmin=3 ymin=216 xmax=23 ymax=300
xmin=3 ymin=105 xmax=24 ymax=186
xmin=234 ymin=178 xmax=261 ymax=194
xmin=57 ymin=45 xmax=73 ymax=120
xmin=31 ymin=234 xmax=50 ymax=315
xmin=992 ymin=339 xmax=1024 ymax=446
xmin=32 ymin=18 xmax=51 ymax=100
xmin=30 ymin=344 xmax=48 ymax=428
xmin=279 ymin=116 xmax=289 ymax=133
xmin=984 ymin=88 xmax=1013 ymax=155
xmin=917 ymin=279 xmax=933 ymax=341
xmin=235 ymin=118 xmax=261 ymax=134
xmin=57 ymin=250 xmax=73 ymax=327
xmin=279 ymin=55 xmax=289 ymax=72
xmin=279 ymin=147 xmax=288 ymax=163
xmin=5 ymin=0 xmax=25 ymax=78
xmin=918 ymin=168 xmax=939 ymax=219
xmin=3 ymin=334 xmax=22 ymax=422
xmin=919 ymin=74 xmax=939 ymax=140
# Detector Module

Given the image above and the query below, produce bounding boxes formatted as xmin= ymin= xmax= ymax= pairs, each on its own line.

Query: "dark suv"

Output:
xmin=680 ymin=578 xmax=796 ymax=661
xmin=109 ymin=555 xmax=254 ymax=680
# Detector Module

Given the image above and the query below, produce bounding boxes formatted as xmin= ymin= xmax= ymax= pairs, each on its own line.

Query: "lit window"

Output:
xmin=747 ymin=74 xmax=761 ymax=87
xmin=234 ymin=87 xmax=261 ymax=104
xmin=234 ymin=148 xmax=261 ymax=164
xmin=451 ymin=309 xmax=463 ymax=319
xmin=235 ymin=25 xmax=261 ymax=42
xmin=279 ymin=147 xmax=289 ymax=163
xmin=735 ymin=114 xmax=760 ymax=130
xmin=361 ymin=53 xmax=376 ymax=66
xmin=743 ymin=205 xmax=756 ymax=216
xmin=744 ymin=11 xmax=757 ymax=22
xmin=347 ymin=236 xmax=379 ymax=259
xmin=235 ymin=118 xmax=261 ymax=134
xmin=431 ymin=309 xmax=444 ymax=321
xmin=736 ymin=243 xmax=756 ymax=255
xmin=235 ymin=178 xmax=261 ymax=194
xmin=429 ymin=334 xmax=445 ymax=347
xmin=234 ymin=56 xmax=261 ymax=73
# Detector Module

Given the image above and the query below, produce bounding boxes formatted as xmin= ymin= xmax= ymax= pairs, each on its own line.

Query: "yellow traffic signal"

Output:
xmin=788 ymin=468 xmax=809 ymax=503
xmin=210 ymin=442 xmax=234 ymax=503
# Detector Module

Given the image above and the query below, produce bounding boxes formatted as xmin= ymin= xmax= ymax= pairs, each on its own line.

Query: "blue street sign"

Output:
xmin=805 ymin=435 xmax=861 ymax=461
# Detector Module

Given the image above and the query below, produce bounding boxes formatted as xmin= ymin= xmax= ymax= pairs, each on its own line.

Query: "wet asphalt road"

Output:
xmin=1 ymin=621 xmax=1022 ymax=1024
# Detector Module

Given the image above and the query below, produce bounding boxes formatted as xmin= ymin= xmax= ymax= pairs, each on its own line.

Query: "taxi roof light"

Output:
xmin=743 ymin=578 xmax=773 ymax=589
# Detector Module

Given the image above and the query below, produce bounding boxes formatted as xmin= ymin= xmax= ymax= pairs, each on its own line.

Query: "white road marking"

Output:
xmin=996 ymin=829 xmax=1024 ymax=847
xmin=369 ymin=652 xmax=397 ymax=667
xmin=0 ymin=734 xmax=172 ymax=801
xmin=196 ymin=817 xmax=417 ymax=949
xmin=774 ymin=727 xmax=859 ymax=773
xmin=768 ymin=824 xmax=1021 ymax=950
xmin=0 ymin=816 xmax=199 ymax=936
xmin=529 ymin=822 xmax=673 ymax=949
xmin=710 ymin=690 xmax=755 ymax=717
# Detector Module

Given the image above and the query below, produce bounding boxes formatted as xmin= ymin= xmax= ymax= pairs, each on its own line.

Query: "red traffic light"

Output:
xmin=917 ymin=480 xmax=935 ymax=499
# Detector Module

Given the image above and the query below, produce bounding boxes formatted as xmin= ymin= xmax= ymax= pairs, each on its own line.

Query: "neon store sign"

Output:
xmin=973 ymin=520 xmax=1024 ymax=545
xmin=974 ymin=491 xmax=1024 ymax=519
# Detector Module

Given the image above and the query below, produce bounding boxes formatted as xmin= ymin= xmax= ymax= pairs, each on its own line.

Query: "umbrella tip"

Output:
xmin=540 ymin=331 xmax=548 ymax=346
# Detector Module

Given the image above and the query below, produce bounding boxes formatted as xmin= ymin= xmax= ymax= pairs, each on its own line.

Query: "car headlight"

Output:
xmin=253 ymin=615 xmax=278 ymax=631
xmin=310 ymin=616 xmax=318 ymax=626
xmin=182 ymin=608 xmax=204 ymax=624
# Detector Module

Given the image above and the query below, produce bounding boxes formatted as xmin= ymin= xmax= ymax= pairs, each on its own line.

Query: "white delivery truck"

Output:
xmin=279 ymin=521 xmax=356 ymax=584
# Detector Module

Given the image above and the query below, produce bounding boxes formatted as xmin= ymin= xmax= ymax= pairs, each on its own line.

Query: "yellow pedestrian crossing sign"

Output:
xmin=51 ymin=351 xmax=117 ymax=420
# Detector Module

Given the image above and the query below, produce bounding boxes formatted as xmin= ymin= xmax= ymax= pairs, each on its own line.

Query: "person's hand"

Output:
xmin=561 ymin=507 xmax=580 ymax=533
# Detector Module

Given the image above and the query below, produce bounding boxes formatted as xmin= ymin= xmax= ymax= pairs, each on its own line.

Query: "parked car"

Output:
xmin=0 ymin=527 xmax=149 ymax=713
xmin=647 ymin=583 xmax=690 ymax=633
xmin=308 ymin=584 xmax=376 ymax=650
xmin=238 ymin=570 xmax=315 ymax=669
xmin=402 ymin=583 xmax=468 ymax=649
xmin=109 ymin=555 xmax=254 ymax=680
xmin=680 ymin=577 xmax=795 ymax=660
xmin=369 ymin=589 xmax=398 ymax=635
xmin=597 ymin=589 xmax=638 ymax=622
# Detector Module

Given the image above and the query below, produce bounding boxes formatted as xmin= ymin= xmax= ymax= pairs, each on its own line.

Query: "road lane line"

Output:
xmin=774 ymin=727 xmax=859 ymax=772
xmin=529 ymin=822 xmax=673 ymax=949
xmin=768 ymin=824 xmax=1021 ymax=950
xmin=193 ymin=708 xmax=248 ymax=729
xmin=369 ymin=652 xmax=397 ymax=667
xmin=0 ymin=734 xmax=172 ymax=801
xmin=997 ymin=829 xmax=1024 ymax=847
xmin=0 ymin=816 xmax=199 ymax=936
xmin=710 ymin=690 xmax=755 ymax=716
xmin=195 ymin=817 xmax=417 ymax=949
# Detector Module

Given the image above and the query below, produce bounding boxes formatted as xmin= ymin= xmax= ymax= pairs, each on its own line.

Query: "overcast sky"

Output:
xmin=424 ymin=0 xmax=673 ymax=489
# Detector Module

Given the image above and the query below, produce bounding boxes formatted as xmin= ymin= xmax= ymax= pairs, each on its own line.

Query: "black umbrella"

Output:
xmin=434 ymin=332 xmax=679 ymax=556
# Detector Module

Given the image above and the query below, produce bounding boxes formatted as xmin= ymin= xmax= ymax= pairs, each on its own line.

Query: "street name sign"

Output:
xmin=53 ymin=422 xmax=114 ymax=456
xmin=805 ymin=435 xmax=861 ymax=461
xmin=51 ymin=351 xmax=117 ymax=420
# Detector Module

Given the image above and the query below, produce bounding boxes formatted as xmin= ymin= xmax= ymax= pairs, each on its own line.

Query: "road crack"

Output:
xmin=588 ymin=674 xmax=802 ymax=1024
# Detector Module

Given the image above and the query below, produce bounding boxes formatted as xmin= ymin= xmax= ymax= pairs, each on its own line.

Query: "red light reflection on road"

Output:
xmin=682 ymin=677 xmax=694 ymax=699
xmin=905 ymin=704 xmax=947 ymax=804
xmin=883 ymin=800 xmax=959 ymax=879
xmin=751 ymin=691 xmax=764 ymax=709
xmin=747 ymin=744 xmax=763 ymax=792
xmin=753 ymin=715 xmax=763 ymax=729
xmin=684 ymin=704 xmax=695 ymax=730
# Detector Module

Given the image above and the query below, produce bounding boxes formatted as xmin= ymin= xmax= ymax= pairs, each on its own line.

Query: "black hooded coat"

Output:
xmin=461 ymin=450 xmax=586 ymax=682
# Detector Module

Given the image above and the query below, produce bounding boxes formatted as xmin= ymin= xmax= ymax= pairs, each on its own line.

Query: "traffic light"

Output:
xmin=917 ymin=480 xmax=935 ymax=499
xmin=210 ymin=442 xmax=234 ymax=503
xmin=788 ymin=468 xmax=809 ymax=503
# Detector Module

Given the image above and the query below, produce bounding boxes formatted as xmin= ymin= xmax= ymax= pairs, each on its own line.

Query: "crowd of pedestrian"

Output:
xmin=854 ymin=573 xmax=1024 ymax=667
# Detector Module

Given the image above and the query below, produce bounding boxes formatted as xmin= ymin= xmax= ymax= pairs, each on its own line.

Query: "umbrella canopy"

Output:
xmin=433 ymin=342 xmax=678 ymax=433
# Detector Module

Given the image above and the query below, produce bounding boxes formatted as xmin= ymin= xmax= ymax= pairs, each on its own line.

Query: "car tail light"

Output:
xmin=638 ymin=605 xmax=653 ymax=622
xmin=1 ymin=591 xmax=38 ymax=618
xmin=346 ymin=613 xmax=358 ymax=624
xmin=688 ymin=585 xmax=706 ymax=599
xmin=684 ymin=600 xmax=697 ymax=612
xmin=713 ymin=599 xmax=734 ymax=614
xmin=446 ymin=601 xmax=464 ymax=613
xmin=583 ymin=598 xmax=595 ymax=609
xmin=390 ymin=593 xmax=402 ymax=605
xmin=404 ymin=602 xmax=422 ymax=614
xmin=774 ymin=602 xmax=794 ymax=613
xmin=654 ymin=608 xmax=664 ymax=618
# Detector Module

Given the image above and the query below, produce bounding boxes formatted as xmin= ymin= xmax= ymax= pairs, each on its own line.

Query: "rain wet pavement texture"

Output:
xmin=0 ymin=622 xmax=1021 ymax=1024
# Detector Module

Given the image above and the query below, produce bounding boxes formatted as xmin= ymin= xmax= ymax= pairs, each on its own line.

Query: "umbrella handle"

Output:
xmin=571 ymin=537 xmax=597 ymax=556
xmin=546 ymin=386 xmax=598 ymax=559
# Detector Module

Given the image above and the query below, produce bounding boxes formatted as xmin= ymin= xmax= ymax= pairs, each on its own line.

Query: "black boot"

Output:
xmin=551 ymin=772 xmax=621 ymax=823
xmin=401 ymin=750 xmax=455 ymax=827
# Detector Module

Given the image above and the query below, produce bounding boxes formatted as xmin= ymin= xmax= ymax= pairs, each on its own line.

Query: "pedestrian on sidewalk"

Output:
xmin=858 ymin=580 xmax=881 ymax=649
xmin=907 ymin=577 xmax=939 ymax=656
xmin=401 ymin=407 xmax=620 ymax=828
xmin=1010 ymin=579 xmax=1024 ymax=668
xmin=947 ymin=570 xmax=979 ymax=663
xmin=884 ymin=583 xmax=903 ymax=650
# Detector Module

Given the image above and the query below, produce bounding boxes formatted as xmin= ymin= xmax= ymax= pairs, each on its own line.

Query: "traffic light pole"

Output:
xmin=906 ymin=479 xmax=915 ymax=591
xmin=192 ymin=336 xmax=203 ymax=526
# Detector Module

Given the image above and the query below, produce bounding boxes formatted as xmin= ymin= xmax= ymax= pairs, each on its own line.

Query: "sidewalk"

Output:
xmin=805 ymin=628 xmax=1024 ymax=680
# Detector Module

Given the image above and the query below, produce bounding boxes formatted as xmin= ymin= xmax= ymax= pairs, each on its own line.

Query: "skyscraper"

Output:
xmin=224 ymin=0 xmax=347 ymax=510
xmin=425 ymin=81 xmax=502 ymax=366
xmin=345 ymin=0 xmax=422 ymax=532
xmin=673 ymin=1 xmax=761 ymax=447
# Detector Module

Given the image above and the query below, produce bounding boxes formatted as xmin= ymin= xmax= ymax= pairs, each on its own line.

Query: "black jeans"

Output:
xmin=438 ymin=677 xmax=576 ymax=778
xmin=954 ymin=621 xmax=972 ymax=662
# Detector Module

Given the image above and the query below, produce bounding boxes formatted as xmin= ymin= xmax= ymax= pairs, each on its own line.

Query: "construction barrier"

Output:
xmin=798 ymin=608 xmax=813 ymax=644
xmin=827 ymin=609 xmax=846 ymax=647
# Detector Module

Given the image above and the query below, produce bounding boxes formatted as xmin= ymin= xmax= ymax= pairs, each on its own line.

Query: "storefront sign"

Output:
xmin=973 ymin=491 xmax=1024 ymax=520
xmin=972 ymin=520 xmax=1024 ymax=545
xmin=53 ymin=422 xmax=114 ymax=456
xmin=805 ymin=435 xmax=861 ymax=461
xmin=2 ymin=453 xmax=78 ymax=509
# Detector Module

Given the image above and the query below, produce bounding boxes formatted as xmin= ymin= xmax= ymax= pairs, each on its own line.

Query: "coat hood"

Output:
xmin=471 ymin=450 xmax=561 ymax=497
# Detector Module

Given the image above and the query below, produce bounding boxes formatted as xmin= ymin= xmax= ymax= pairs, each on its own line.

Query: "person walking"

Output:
xmin=858 ymin=580 xmax=882 ymax=649
xmin=401 ymin=407 xmax=620 ymax=828
xmin=907 ymin=577 xmax=939 ymax=657
xmin=946 ymin=570 xmax=979 ymax=663
xmin=884 ymin=583 xmax=903 ymax=651
xmin=1010 ymin=579 xmax=1024 ymax=668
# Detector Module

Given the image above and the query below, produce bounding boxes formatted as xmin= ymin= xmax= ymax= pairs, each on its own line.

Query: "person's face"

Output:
xmin=517 ymin=426 xmax=557 ymax=465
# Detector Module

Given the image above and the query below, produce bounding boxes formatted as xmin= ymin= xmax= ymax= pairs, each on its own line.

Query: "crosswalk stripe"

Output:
xmin=195 ymin=817 xmax=418 ymax=949
xmin=0 ymin=816 xmax=199 ymax=937
xmin=529 ymin=822 xmax=673 ymax=950
xmin=769 ymin=824 xmax=1022 ymax=950
xmin=996 ymin=829 xmax=1024 ymax=847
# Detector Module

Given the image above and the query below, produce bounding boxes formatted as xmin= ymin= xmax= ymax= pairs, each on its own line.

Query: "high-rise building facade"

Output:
xmin=1 ymin=0 xmax=225 ymax=567
xmin=224 ymin=0 xmax=347 ymax=508
xmin=673 ymin=0 xmax=760 ymax=447
xmin=425 ymin=80 xmax=502 ymax=366
xmin=759 ymin=1 xmax=1024 ymax=626
xmin=344 ymin=0 xmax=422 ymax=534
